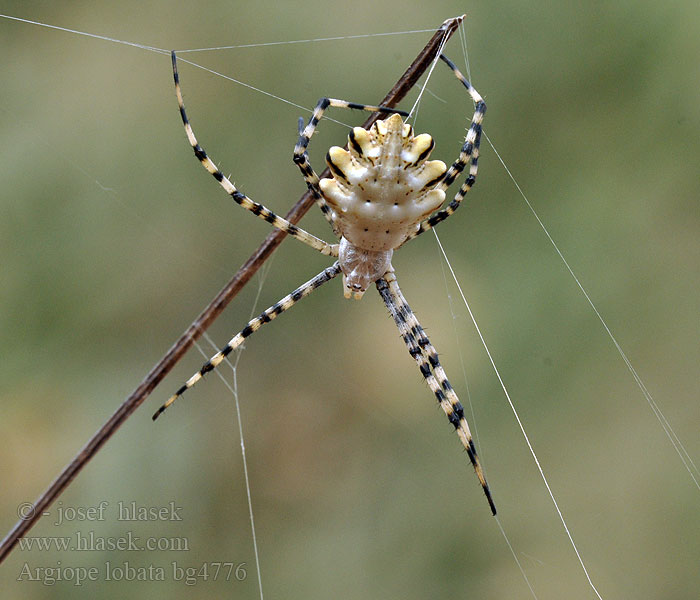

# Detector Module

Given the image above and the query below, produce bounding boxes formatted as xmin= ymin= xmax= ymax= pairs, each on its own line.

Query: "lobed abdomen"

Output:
xmin=320 ymin=113 xmax=447 ymax=252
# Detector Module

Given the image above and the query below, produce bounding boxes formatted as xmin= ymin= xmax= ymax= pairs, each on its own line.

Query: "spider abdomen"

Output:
xmin=320 ymin=114 xmax=447 ymax=252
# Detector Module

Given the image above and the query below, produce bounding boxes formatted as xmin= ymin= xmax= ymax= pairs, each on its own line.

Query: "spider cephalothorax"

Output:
xmin=321 ymin=114 xmax=448 ymax=298
xmin=156 ymin=51 xmax=495 ymax=515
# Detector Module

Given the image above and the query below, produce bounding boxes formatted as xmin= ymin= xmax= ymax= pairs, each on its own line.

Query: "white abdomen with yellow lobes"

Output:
xmin=320 ymin=113 xmax=447 ymax=253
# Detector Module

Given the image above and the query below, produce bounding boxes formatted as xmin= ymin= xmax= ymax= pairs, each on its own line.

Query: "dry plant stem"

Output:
xmin=0 ymin=14 xmax=465 ymax=563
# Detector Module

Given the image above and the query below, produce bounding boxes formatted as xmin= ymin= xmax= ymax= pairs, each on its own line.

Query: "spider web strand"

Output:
xmin=196 ymin=335 xmax=265 ymax=600
xmin=174 ymin=56 xmax=352 ymax=129
xmin=435 ymin=246 xmax=539 ymax=599
xmin=0 ymin=14 xmax=167 ymax=54
xmin=193 ymin=264 xmax=273 ymax=600
xmin=483 ymin=133 xmax=700 ymax=489
xmin=433 ymin=230 xmax=605 ymax=600
xmin=176 ymin=29 xmax=434 ymax=53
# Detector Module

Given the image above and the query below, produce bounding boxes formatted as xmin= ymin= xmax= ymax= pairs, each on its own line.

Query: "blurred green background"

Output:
xmin=1 ymin=1 xmax=698 ymax=598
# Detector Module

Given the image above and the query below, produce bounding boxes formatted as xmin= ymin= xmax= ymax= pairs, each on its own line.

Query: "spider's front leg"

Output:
xmin=376 ymin=271 xmax=496 ymax=515
xmin=153 ymin=262 xmax=342 ymax=420
xmin=292 ymin=98 xmax=408 ymax=237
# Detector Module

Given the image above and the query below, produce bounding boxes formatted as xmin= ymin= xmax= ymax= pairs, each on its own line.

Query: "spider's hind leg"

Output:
xmin=376 ymin=270 xmax=496 ymax=515
xmin=403 ymin=54 xmax=486 ymax=244
xmin=171 ymin=51 xmax=336 ymax=257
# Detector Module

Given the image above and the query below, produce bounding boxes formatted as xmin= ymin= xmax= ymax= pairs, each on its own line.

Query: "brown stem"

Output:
xmin=0 ymin=14 xmax=465 ymax=563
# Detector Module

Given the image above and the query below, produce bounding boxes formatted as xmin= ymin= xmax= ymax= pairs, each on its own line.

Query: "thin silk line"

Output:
xmin=406 ymin=33 xmax=449 ymax=122
xmin=0 ymin=14 xmax=429 ymax=58
xmin=0 ymin=13 xmax=380 ymax=133
xmin=194 ymin=267 xmax=273 ymax=600
xmin=433 ymin=230 xmax=605 ymax=600
xmin=174 ymin=56 xmax=353 ymax=130
xmin=435 ymin=246 xmax=482 ymax=459
xmin=458 ymin=21 xmax=472 ymax=82
xmin=449 ymin=24 xmax=539 ymax=599
xmin=483 ymin=133 xmax=700 ymax=489
xmin=408 ymin=24 xmax=540 ymax=598
xmin=195 ymin=346 xmax=265 ymax=600
xmin=495 ymin=516 xmax=540 ymax=600
xmin=0 ymin=14 xmax=167 ymax=53
xmin=177 ymin=29 xmax=433 ymax=53
xmin=436 ymin=241 xmax=539 ymax=600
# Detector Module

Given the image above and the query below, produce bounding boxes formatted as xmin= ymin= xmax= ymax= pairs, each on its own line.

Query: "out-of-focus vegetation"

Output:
xmin=1 ymin=1 xmax=698 ymax=598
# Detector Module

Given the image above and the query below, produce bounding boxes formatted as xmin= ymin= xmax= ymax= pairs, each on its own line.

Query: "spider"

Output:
xmin=154 ymin=51 xmax=494 ymax=515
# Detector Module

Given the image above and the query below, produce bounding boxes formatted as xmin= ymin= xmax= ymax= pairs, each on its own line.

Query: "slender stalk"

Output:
xmin=0 ymin=14 xmax=465 ymax=563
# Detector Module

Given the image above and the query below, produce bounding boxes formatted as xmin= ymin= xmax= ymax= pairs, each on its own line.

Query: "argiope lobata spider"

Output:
xmin=154 ymin=51 xmax=494 ymax=515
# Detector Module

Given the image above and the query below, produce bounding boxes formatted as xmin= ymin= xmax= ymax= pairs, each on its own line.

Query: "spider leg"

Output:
xmin=293 ymin=98 xmax=408 ymax=237
xmin=153 ymin=261 xmax=342 ymax=420
xmin=171 ymin=51 xmax=337 ymax=257
xmin=376 ymin=270 xmax=496 ymax=515
xmin=403 ymin=54 xmax=485 ymax=243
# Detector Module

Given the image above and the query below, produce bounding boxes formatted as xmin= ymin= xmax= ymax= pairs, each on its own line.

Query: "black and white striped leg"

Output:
xmin=376 ymin=271 xmax=496 ymax=515
xmin=292 ymin=98 xmax=408 ymax=237
xmin=405 ymin=54 xmax=486 ymax=243
xmin=153 ymin=262 xmax=342 ymax=420
xmin=172 ymin=51 xmax=337 ymax=257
